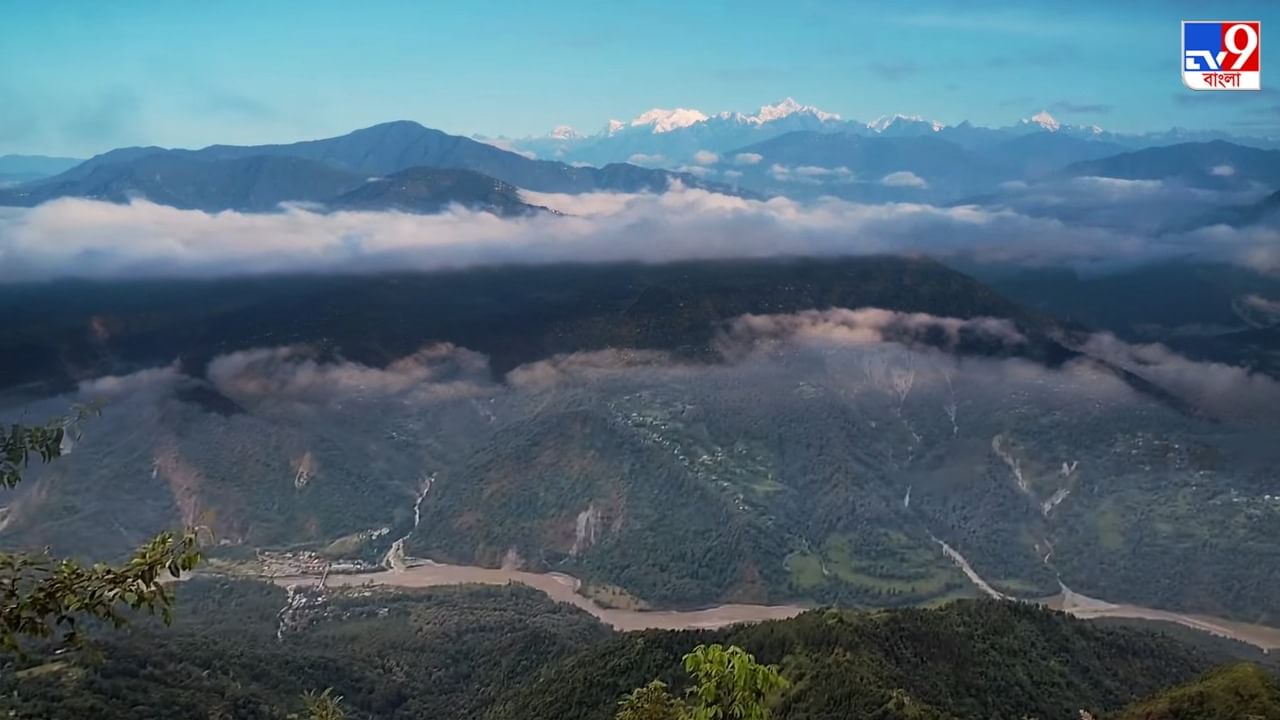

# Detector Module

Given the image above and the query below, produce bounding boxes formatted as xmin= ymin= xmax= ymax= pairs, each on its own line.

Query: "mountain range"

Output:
xmin=0 ymin=153 xmax=546 ymax=216
xmin=0 ymin=153 xmax=82 ymax=185
xmin=1061 ymin=140 xmax=1280 ymax=189
xmin=3 ymin=102 xmax=1280 ymax=720
xmin=491 ymin=98 xmax=1280 ymax=169
xmin=5 ymin=108 xmax=1279 ymax=213
xmin=0 ymin=121 xmax=720 ymax=214
xmin=3 ymin=256 xmax=1278 ymax=627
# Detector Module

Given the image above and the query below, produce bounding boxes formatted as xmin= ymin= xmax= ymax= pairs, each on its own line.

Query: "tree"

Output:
xmin=617 ymin=680 xmax=689 ymax=720
xmin=300 ymin=688 xmax=348 ymax=720
xmin=616 ymin=644 xmax=789 ymax=720
xmin=0 ymin=411 xmax=203 ymax=653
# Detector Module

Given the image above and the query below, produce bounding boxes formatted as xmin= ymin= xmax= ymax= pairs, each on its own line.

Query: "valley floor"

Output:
xmin=271 ymin=558 xmax=807 ymax=632
xmin=264 ymin=550 xmax=1280 ymax=650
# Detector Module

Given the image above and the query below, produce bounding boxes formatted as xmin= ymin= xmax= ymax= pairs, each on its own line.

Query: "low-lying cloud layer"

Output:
xmin=713 ymin=308 xmax=1025 ymax=360
xmin=981 ymin=176 xmax=1269 ymax=234
xmin=78 ymin=362 xmax=183 ymax=397
xmin=59 ymin=307 xmax=1280 ymax=427
xmin=1077 ymin=332 xmax=1280 ymax=420
xmin=207 ymin=344 xmax=492 ymax=405
xmin=0 ymin=182 xmax=1277 ymax=282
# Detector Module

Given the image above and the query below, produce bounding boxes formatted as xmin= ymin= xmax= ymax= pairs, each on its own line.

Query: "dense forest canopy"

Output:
xmin=4 ymin=579 xmax=1276 ymax=720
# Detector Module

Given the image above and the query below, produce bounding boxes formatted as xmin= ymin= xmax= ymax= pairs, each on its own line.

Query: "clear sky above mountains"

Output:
xmin=2 ymin=0 xmax=1277 ymax=156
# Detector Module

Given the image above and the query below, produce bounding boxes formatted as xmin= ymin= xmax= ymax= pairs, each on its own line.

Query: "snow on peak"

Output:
xmin=751 ymin=97 xmax=840 ymax=123
xmin=869 ymin=114 xmax=917 ymax=131
xmin=867 ymin=114 xmax=944 ymax=132
xmin=1026 ymin=111 xmax=1060 ymax=132
xmin=629 ymin=107 xmax=709 ymax=133
xmin=549 ymin=125 xmax=579 ymax=140
xmin=712 ymin=98 xmax=841 ymax=126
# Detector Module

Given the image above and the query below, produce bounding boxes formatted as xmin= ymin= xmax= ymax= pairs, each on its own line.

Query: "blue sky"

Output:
xmin=1 ymin=0 xmax=1277 ymax=156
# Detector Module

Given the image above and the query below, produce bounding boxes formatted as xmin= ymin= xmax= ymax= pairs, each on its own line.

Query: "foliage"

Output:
xmin=2 ymin=258 xmax=1278 ymax=627
xmin=616 ymin=645 xmax=788 ymax=720
xmin=4 ymin=582 xmax=1272 ymax=720
xmin=0 ymin=410 xmax=202 ymax=653
xmin=0 ymin=257 xmax=1037 ymax=396
xmin=494 ymin=600 xmax=1223 ymax=720
xmin=0 ymin=531 xmax=202 ymax=652
xmin=0 ymin=580 xmax=610 ymax=719
xmin=301 ymin=688 xmax=347 ymax=720
xmin=1 ymin=404 xmax=97 ymax=489
xmin=617 ymin=681 xmax=688 ymax=720
xmin=1111 ymin=662 xmax=1280 ymax=720
xmin=682 ymin=644 xmax=788 ymax=720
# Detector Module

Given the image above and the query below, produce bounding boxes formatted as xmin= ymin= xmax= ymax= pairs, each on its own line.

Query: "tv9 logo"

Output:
xmin=1182 ymin=21 xmax=1261 ymax=90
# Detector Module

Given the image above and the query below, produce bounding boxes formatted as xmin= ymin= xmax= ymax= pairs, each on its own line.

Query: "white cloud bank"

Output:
xmin=78 ymin=362 xmax=184 ymax=397
xmin=627 ymin=153 xmax=666 ymax=166
xmin=714 ymin=308 xmax=1025 ymax=361
xmin=0 ymin=183 xmax=1276 ymax=282
xmin=881 ymin=171 xmax=928 ymax=189
xmin=207 ymin=343 xmax=491 ymax=405
xmin=68 ymin=309 xmax=1280 ymax=426
xmin=1078 ymin=332 xmax=1280 ymax=420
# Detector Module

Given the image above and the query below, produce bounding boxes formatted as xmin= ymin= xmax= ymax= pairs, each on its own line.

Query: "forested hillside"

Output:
xmin=1112 ymin=663 xmax=1280 ymax=720
xmin=4 ymin=580 xmax=1272 ymax=720
xmin=0 ymin=580 xmax=608 ymax=719
xmin=4 ymin=257 xmax=1278 ymax=625
xmin=492 ymin=599 xmax=1227 ymax=720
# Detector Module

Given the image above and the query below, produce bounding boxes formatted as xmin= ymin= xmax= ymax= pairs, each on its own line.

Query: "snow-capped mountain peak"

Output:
xmin=548 ymin=125 xmax=579 ymax=140
xmin=1026 ymin=110 xmax=1060 ymax=132
xmin=628 ymin=107 xmax=710 ymax=133
xmin=710 ymin=98 xmax=842 ymax=126
xmin=751 ymin=97 xmax=840 ymax=124
xmin=1006 ymin=111 xmax=1108 ymax=137
xmin=867 ymin=114 xmax=945 ymax=133
xmin=605 ymin=119 xmax=626 ymax=135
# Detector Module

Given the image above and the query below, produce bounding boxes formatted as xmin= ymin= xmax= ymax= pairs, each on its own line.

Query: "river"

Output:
xmin=270 ymin=550 xmax=1280 ymax=650
xmin=1042 ymin=584 xmax=1280 ymax=651
xmin=270 ymin=554 xmax=1279 ymax=649
xmin=930 ymin=537 xmax=1280 ymax=652
xmin=266 ymin=474 xmax=1279 ymax=646
xmin=272 ymin=558 xmax=807 ymax=631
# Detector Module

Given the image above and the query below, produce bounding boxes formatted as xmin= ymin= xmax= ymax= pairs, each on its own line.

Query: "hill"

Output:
xmin=1184 ymin=188 xmax=1280 ymax=230
xmin=2 ymin=580 xmax=1259 ymax=720
xmin=0 ymin=121 xmax=722 ymax=211
xmin=713 ymin=130 xmax=1125 ymax=201
xmin=491 ymin=599 xmax=1227 ymax=720
xmin=1061 ymin=141 xmax=1280 ymax=189
xmin=188 ymin=120 xmax=717 ymax=194
xmin=2 ymin=257 xmax=1277 ymax=625
xmin=0 ymin=154 xmax=82 ymax=184
xmin=985 ymin=132 xmax=1126 ymax=178
xmin=0 ymin=154 xmax=366 ymax=211
xmin=724 ymin=131 xmax=1003 ymax=201
xmin=1113 ymin=663 xmax=1280 ymax=720
xmin=985 ymin=261 xmax=1280 ymax=378
xmin=0 ymin=256 xmax=1053 ymax=394
xmin=329 ymin=167 xmax=544 ymax=216
xmin=0 ymin=152 xmax=549 ymax=215
xmin=0 ymin=579 xmax=611 ymax=720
